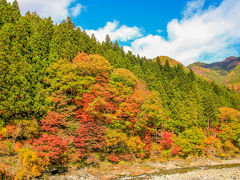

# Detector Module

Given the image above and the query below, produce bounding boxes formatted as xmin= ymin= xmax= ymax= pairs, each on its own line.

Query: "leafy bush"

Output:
xmin=32 ymin=134 xmax=69 ymax=165
xmin=171 ymin=146 xmax=181 ymax=156
xmin=40 ymin=111 xmax=67 ymax=134
xmin=15 ymin=148 xmax=49 ymax=179
xmin=159 ymin=131 xmax=173 ymax=149
xmin=14 ymin=142 xmax=23 ymax=152
xmin=175 ymin=127 xmax=205 ymax=157
xmin=142 ymin=133 xmax=152 ymax=158
xmin=126 ymin=136 xmax=144 ymax=157
xmin=108 ymin=154 xmax=120 ymax=163
xmin=0 ymin=125 xmax=15 ymax=138
xmin=13 ymin=119 xmax=39 ymax=139
xmin=106 ymin=129 xmax=128 ymax=154
xmin=4 ymin=140 xmax=15 ymax=155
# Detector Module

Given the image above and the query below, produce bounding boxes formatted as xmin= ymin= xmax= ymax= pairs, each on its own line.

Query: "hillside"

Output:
xmin=225 ymin=64 xmax=240 ymax=92
xmin=189 ymin=56 xmax=240 ymax=71
xmin=188 ymin=57 xmax=240 ymax=92
xmin=155 ymin=56 xmax=184 ymax=67
xmin=1 ymin=1 xmax=240 ymax=179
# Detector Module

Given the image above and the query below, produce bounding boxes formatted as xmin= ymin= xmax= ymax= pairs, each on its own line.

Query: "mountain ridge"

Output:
xmin=189 ymin=56 xmax=240 ymax=71
xmin=188 ymin=56 xmax=240 ymax=92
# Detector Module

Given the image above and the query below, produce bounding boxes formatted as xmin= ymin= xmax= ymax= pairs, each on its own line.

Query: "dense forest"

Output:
xmin=1 ymin=0 xmax=240 ymax=178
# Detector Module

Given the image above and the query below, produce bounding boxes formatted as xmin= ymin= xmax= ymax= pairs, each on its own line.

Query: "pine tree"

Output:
xmin=12 ymin=0 xmax=20 ymax=12
xmin=0 ymin=0 xmax=20 ymax=27
xmin=49 ymin=17 xmax=76 ymax=62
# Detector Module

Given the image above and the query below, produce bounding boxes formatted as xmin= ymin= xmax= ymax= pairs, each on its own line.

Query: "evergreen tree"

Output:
xmin=203 ymin=93 xmax=218 ymax=128
xmin=0 ymin=1 xmax=240 ymax=127
xmin=0 ymin=0 xmax=20 ymax=27
xmin=12 ymin=0 xmax=20 ymax=12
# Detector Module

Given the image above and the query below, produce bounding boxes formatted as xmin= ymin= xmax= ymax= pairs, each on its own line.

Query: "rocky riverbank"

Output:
xmin=47 ymin=156 xmax=240 ymax=180
xmin=148 ymin=167 xmax=240 ymax=180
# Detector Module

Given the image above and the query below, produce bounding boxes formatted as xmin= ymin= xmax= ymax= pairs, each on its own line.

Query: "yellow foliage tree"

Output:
xmin=106 ymin=129 xmax=127 ymax=147
xmin=126 ymin=136 xmax=145 ymax=157
xmin=218 ymin=107 xmax=240 ymax=123
xmin=73 ymin=53 xmax=113 ymax=76
xmin=218 ymin=107 xmax=240 ymax=148
xmin=15 ymin=148 xmax=49 ymax=179
xmin=110 ymin=68 xmax=137 ymax=87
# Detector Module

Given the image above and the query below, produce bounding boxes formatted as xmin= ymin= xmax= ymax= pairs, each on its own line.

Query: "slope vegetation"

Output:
xmin=189 ymin=57 xmax=240 ymax=92
xmin=1 ymin=1 xmax=240 ymax=178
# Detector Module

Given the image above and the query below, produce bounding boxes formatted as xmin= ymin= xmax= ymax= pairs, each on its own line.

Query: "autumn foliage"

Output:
xmin=32 ymin=134 xmax=69 ymax=164
xmin=159 ymin=131 xmax=173 ymax=149
xmin=1 ymin=52 xmax=240 ymax=179
xmin=16 ymin=148 xmax=49 ymax=179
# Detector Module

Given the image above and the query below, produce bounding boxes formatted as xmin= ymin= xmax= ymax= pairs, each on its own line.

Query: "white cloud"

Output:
xmin=85 ymin=20 xmax=142 ymax=42
xmin=183 ymin=0 xmax=205 ymax=18
xmin=7 ymin=0 xmax=85 ymax=23
xmin=123 ymin=46 xmax=133 ymax=53
xmin=7 ymin=0 xmax=240 ymax=64
xmin=70 ymin=3 xmax=85 ymax=17
xmin=125 ymin=0 xmax=240 ymax=65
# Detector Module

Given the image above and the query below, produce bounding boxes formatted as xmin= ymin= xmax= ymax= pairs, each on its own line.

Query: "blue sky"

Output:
xmin=73 ymin=0 xmax=221 ymax=38
xmin=7 ymin=0 xmax=240 ymax=65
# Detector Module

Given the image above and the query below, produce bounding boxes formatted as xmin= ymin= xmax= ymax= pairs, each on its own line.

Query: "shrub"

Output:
xmin=15 ymin=148 xmax=49 ymax=179
xmin=106 ymin=129 xmax=128 ymax=154
xmin=222 ymin=140 xmax=239 ymax=157
xmin=108 ymin=154 xmax=120 ymax=163
xmin=106 ymin=129 xmax=146 ymax=158
xmin=142 ymin=133 xmax=152 ymax=158
xmin=0 ymin=125 xmax=15 ymax=138
xmin=159 ymin=131 xmax=173 ymax=149
xmin=32 ymin=134 xmax=68 ymax=165
xmin=161 ymin=149 xmax=172 ymax=158
xmin=40 ymin=111 xmax=66 ymax=134
xmin=204 ymin=135 xmax=229 ymax=157
xmin=14 ymin=142 xmax=23 ymax=152
xmin=72 ymin=125 xmax=87 ymax=162
xmin=171 ymin=146 xmax=181 ymax=156
xmin=13 ymin=119 xmax=39 ymax=139
xmin=4 ymin=140 xmax=15 ymax=155
xmin=126 ymin=136 xmax=145 ymax=157
xmin=175 ymin=127 xmax=205 ymax=157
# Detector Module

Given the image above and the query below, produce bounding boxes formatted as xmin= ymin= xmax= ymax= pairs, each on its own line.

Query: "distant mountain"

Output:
xmin=188 ymin=56 xmax=240 ymax=92
xmin=189 ymin=56 xmax=240 ymax=71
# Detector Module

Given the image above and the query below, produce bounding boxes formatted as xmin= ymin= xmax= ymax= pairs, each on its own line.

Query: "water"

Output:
xmin=118 ymin=163 xmax=240 ymax=180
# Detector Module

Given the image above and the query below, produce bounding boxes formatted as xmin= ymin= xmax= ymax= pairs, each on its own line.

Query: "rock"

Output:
xmin=166 ymin=162 xmax=178 ymax=169
xmin=190 ymin=177 xmax=201 ymax=180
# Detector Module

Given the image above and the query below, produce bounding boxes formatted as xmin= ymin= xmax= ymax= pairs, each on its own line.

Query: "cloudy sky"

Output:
xmin=7 ymin=0 xmax=240 ymax=65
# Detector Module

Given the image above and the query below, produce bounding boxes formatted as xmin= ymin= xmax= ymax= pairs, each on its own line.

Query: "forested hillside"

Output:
xmin=189 ymin=56 xmax=240 ymax=92
xmin=1 ymin=1 xmax=240 ymax=178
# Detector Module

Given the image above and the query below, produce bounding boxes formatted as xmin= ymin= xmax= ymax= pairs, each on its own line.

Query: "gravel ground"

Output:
xmin=149 ymin=167 xmax=240 ymax=180
xmin=45 ymin=157 xmax=240 ymax=180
